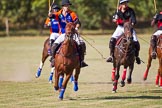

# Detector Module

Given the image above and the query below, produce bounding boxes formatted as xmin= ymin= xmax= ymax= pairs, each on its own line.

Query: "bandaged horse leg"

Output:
xmin=73 ymin=67 xmax=80 ymax=91
xmin=111 ymin=68 xmax=116 ymax=81
xmin=120 ymin=68 xmax=127 ymax=87
xmin=59 ymin=73 xmax=72 ymax=100
xmin=112 ymin=68 xmax=120 ymax=93
xmin=151 ymin=35 xmax=157 ymax=59
xmin=160 ymin=76 xmax=162 ymax=88
xmin=59 ymin=74 xmax=64 ymax=88
xmin=49 ymin=67 xmax=55 ymax=83
xmin=155 ymin=70 xmax=160 ymax=86
xmin=35 ymin=61 xmax=44 ymax=78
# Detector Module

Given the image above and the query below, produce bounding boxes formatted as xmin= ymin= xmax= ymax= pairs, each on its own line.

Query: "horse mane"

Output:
xmin=65 ymin=22 xmax=76 ymax=36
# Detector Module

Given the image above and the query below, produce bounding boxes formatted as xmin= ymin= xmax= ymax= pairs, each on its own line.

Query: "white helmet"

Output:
xmin=120 ymin=0 xmax=129 ymax=4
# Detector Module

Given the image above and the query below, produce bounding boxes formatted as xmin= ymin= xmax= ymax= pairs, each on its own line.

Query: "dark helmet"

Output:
xmin=120 ymin=0 xmax=129 ymax=4
xmin=52 ymin=4 xmax=60 ymax=10
xmin=61 ymin=0 xmax=72 ymax=6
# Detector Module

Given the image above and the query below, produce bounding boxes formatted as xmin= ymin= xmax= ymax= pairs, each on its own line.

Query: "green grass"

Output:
xmin=0 ymin=34 xmax=162 ymax=108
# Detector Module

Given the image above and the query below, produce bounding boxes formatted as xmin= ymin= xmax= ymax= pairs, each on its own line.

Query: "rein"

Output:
xmin=58 ymin=34 xmax=78 ymax=58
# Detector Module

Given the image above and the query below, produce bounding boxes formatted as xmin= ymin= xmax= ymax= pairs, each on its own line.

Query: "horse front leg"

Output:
xmin=111 ymin=59 xmax=116 ymax=81
xmin=73 ymin=67 xmax=80 ymax=91
xmin=120 ymin=67 xmax=127 ymax=87
xmin=144 ymin=47 xmax=152 ymax=80
xmin=157 ymin=58 xmax=162 ymax=87
xmin=127 ymin=64 xmax=134 ymax=84
xmin=112 ymin=64 xmax=120 ymax=93
xmin=155 ymin=69 xmax=160 ymax=87
xmin=54 ymin=69 xmax=59 ymax=91
xmin=59 ymin=72 xmax=72 ymax=100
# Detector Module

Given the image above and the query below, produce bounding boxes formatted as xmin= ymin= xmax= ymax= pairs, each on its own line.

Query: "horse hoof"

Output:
xmin=143 ymin=77 xmax=147 ymax=81
xmin=74 ymin=82 xmax=78 ymax=91
xmin=112 ymin=90 xmax=116 ymax=93
xmin=54 ymin=86 xmax=59 ymax=91
xmin=59 ymin=89 xmax=65 ymax=100
xmin=49 ymin=80 xmax=53 ymax=84
xmin=155 ymin=85 xmax=159 ymax=87
xmin=127 ymin=79 xmax=132 ymax=84
xmin=120 ymin=81 xmax=125 ymax=87
xmin=35 ymin=68 xmax=42 ymax=78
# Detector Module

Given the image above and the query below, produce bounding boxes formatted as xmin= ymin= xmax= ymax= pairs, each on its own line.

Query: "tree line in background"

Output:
xmin=0 ymin=0 xmax=162 ymax=34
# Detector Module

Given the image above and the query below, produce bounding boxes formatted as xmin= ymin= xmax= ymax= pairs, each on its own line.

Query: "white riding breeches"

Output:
xmin=112 ymin=25 xmax=138 ymax=42
xmin=153 ymin=30 xmax=162 ymax=38
xmin=50 ymin=33 xmax=59 ymax=40
xmin=54 ymin=33 xmax=84 ymax=45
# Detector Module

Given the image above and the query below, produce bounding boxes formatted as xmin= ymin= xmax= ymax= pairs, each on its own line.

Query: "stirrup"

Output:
xmin=136 ymin=57 xmax=141 ymax=64
xmin=151 ymin=52 xmax=157 ymax=59
xmin=106 ymin=56 xmax=113 ymax=63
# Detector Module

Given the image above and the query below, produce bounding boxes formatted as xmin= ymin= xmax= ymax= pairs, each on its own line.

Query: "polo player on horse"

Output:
xmin=106 ymin=0 xmax=141 ymax=64
xmin=48 ymin=0 xmax=88 ymax=68
xmin=150 ymin=11 xmax=162 ymax=59
xmin=44 ymin=4 xmax=60 ymax=55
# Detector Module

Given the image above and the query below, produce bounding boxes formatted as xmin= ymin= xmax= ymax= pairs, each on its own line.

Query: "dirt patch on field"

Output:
xmin=0 ymin=63 xmax=32 ymax=82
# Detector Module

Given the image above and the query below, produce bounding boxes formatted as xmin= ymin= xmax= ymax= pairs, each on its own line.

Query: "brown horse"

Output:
xmin=112 ymin=22 xmax=136 ymax=93
xmin=53 ymin=22 xmax=80 ymax=100
xmin=35 ymin=37 xmax=55 ymax=83
xmin=143 ymin=35 xmax=162 ymax=87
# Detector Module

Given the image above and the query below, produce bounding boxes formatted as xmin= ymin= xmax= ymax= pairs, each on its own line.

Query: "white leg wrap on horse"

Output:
xmin=39 ymin=61 xmax=44 ymax=69
xmin=51 ymin=67 xmax=55 ymax=73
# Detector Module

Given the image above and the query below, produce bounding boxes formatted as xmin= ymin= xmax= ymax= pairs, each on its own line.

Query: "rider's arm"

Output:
xmin=151 ymin=13 xmax=158 ymax=26
xmin=130 ymin=9 xmax=136 ymax=26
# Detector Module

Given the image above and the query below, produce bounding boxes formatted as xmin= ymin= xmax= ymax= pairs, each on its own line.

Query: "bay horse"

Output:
xmin=143 ymin=35 xmax=162 ymax=87
xmin=53 ymin=22 xmax=80 ymax=100
xmin=112 ymin=22 xmax=136 ymax=93
xmin=35 ymin=37 xmax=55 ymax=83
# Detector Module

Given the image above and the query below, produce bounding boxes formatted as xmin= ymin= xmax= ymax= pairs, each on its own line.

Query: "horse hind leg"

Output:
xmin=143 ymin=47 xmax=152 ymax=80
xmin=49 ymin=67 xmax=55 ymax=83
xmin=120 ymin=68 xmax=127 ymax=87
xmin=35 ymin=61 xmax=44 ymax=78
xmin=35 ymin=46 xmax=49 ymax=78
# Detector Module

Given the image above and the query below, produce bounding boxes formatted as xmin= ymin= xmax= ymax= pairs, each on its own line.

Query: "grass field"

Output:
xmin=0 ymin=34 xmax=162 ymax=108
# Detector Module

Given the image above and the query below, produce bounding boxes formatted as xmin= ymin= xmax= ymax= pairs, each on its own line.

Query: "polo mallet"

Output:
xmin=154 ymin=0 xmax=157 ymax=13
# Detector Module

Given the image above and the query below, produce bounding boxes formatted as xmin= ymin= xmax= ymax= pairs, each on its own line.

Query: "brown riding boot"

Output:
xmin=134 ymin=41 xmax=141 ymax=64
xmin=151 ymin=35 xmax=157 ymax=59
xmin=106 ymin=38 xmax=116 ymax=63
xmin=50 ymin=43 xmax=59 ymax=67
xmin=48 ymin=39 xmax=54 ymax=56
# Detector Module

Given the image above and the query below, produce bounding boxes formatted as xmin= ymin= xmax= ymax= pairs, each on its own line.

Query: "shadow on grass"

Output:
xmin=70 ymin=95 xmax=162 ymax=101
xmin=101 ymin=95 xmax=162 ymax=100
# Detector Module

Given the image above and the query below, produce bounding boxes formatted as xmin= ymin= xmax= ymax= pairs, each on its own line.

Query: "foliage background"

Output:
xmin=0 ymin=0 xmax=162 ymax=31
